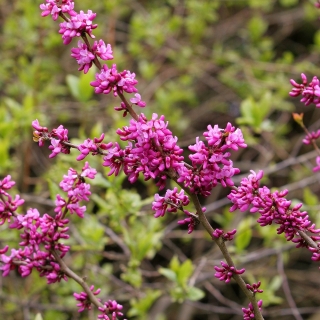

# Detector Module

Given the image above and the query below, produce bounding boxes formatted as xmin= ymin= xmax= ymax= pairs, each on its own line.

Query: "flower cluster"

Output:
xmin=242 ymin=300 xmax=263 ymax=320
xmin=74 ymin=285 xmax=101 ymax=312
xmin=177 ymin=209 xmax=204 ymax=234
xmin=0 ymin=175 xmax=25 ymax=226
xmin=246 ymin=281 xmax=263 ymax=294
xmin=77 ymin=133 xmax=112 ymax=161
xmin=40 ymin=0 xmax=139 ymax=110
xmin=228 ymin=170 xmax=320 ymax=262
xmin=214 ymin=261 xmax=245 ymax=283
xmin=104 ymin=113 xmax=184 ymax=189
xmin=40 ymin=0 xmax=76 ymax=21
xmin=0 ymin=163 xmax=96 ymax=283
xmin=71 ymin=40 xmax=113 ymax=73
xmin=98 ymin=300 xmax=124 ymax=320
xmin=73 ymin=286 xmax=125 ymax=320
xmin=32 ymin=119 xmax=71 ymax=158
xmin=289 ymin=73 xmax=320 ymax=107
xmin=212 ymin=228 xmax=237 ymax=241
xmin=302 ymin=130 xmax=320 ymax=145
xmin=91 ymin=64 xmax=139 ymax=97
xmin=152 ymin=187 xmax=190 ymax=218
xmin=177 ymin=123 xmax=246 ymax=197
xmin=59 ymin=10 xmax=97 ymax=45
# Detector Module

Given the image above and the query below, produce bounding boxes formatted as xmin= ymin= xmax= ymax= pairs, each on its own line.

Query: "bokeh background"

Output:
xmin=1 ymin=0 xmax=320 ymax=319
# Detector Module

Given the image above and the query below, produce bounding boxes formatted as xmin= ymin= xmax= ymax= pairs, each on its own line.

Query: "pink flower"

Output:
xmin=59 ymin=10 xmax=97 ymax=45
xmin=71 ymin=41 xmax=95 ymax=73
xmin=313 ymin=156 xmax=320 ymax=172
xmin=302 ymin=130 xmax=320 ymax=145
xmin=152 ymin=187 xmax=190 ymax=218
xmin=214 ymin=261 xmax=245 ymax=283
xmin=212 ymin=228 xmax=237 ymax=241
xmin=0 ymin=175 xmax=15 ymax=194
xmin=246 ymin=281 xmax=263 ymax=294
xmin=242 ymin=300 xmax=263 ymax=320
xmin=90 ymin=64 xmax=138 ymax=97
xmin=40 ymin=0 xmax=76 ymax=20
xmin=98 ymin=300 xmax=124 ymax=319
xmin=73 ymin=285 xmax=101 ymax=312
xmin=227 ymin=170 xmax=263 ymax=212
xmin=130 ymin=93 xmax=146 ymax=107
xmin=289 ymin=73 xmax=320 ymax=107
xmin=92 ymin=40 xmax=113 ymax=61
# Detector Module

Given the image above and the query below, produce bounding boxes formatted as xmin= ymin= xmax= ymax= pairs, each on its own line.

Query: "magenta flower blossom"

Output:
xmin=214 ymin=261 xmax=245 ymax=283
xmin=177 ymin=208 xmax=205 ymax=234
xmin=98 ymin=300 xmax=124 ymax=319
xmin=246 ymin=281 xmax=263 ymax=294
xmin=40 ymin=0 xmax=76 ymax=21
xmin=0 ymin=175 xmax=16 ymax=195
xmin=77 ymin=134 xmax=113 ymax=161
xmin=103 ymin=113 xmax=184 ymax=188
xmin=32 ymin=121 xmax=71 ymax=158
xmin=289 ymin=73 xmax=320 ymax=107
xmin=0 ymin=194 xmax=24 ymax=226
xmin=228 ymin=170 xmax=264 ymax=212
xmin=228 ymin=170 xmax=320 ymax=259
xmin=130 ymin=93 xmax=146 ymax=107
xmin=0 ymin=245 xmax=9 ymax=254
xmin=152 ymin=187 xmax=190 ymax=218
xmin=73 ymin=285 xmax=101 ymax=312
xmin=212 ymin=228 xmax=237 ymax=241
xmin=0 ymin=248 xmax=22 ymax=276
xmin=92 ymin=40 xmax=113 ymax=61
xmin=313 ymin=156 xmax=320 ymax=172
xmin=302 ymin=130 xmax=320 ymax=145
xmin=90 ymin=64 xmax=138 ymax=97
xmin=71 ymin=41 xmax=95 ymax=73
xmin=242 ymin=300 xmax=263 ymax=320
xmin=175 ymin=123 xmax=246 ymax=197
xmin=1 ymin=163 xmax=96 ymax=281
xmin=81 ymin=161 xmax=97 ymax=179
xmin=59 ymin=10 xmax=97 ymax=45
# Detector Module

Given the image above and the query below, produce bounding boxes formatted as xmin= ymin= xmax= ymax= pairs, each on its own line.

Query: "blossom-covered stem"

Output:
xmin=81 ymin=33 xmax=102 ymax=70
xmin=217 ymin=240 xmax=263 ymax=320
xmin=301 ymin=124 xmax=320 ymax=157
xmin=188 ymin=192 xmax=264 ymax=319
xmin=0 ymin=193 xmax=18 ymax=218
xmin=51 ymin=249 xmax=104 ymax=309
xmin=117 ymin=91 xmax=139 ymax=121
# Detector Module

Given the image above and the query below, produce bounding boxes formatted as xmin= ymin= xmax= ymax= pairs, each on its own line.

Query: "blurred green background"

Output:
xmin=1 ymin=0 xmax=320 ymax=319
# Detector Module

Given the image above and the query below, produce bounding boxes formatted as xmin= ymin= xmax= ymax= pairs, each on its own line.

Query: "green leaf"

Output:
xmin=187 ymin=287 xmax=205 ymax=301
xmin=177 ymin=259 xmax=193 ymax=286
xmin=237 ymin=92 xmax=272 ymax=133
xmin=78 ymin=66 xmax=96 ymax=102
xmin=66 ymin=74 xmax=80 ymax=101
xmin=169 ymin=255 xmax=180 ymax=272
xmin=121 ymin=267 xmax=142 ymax=288
xmin=159 ymin=268 xmax=177 ymax=282
xmin=235 ymin=217 xmax=252 ymax=252
xmin=303 ymin=187 xmax=318 ymax=206
xmin=128 ymin=289 xmax=162 ymax=317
